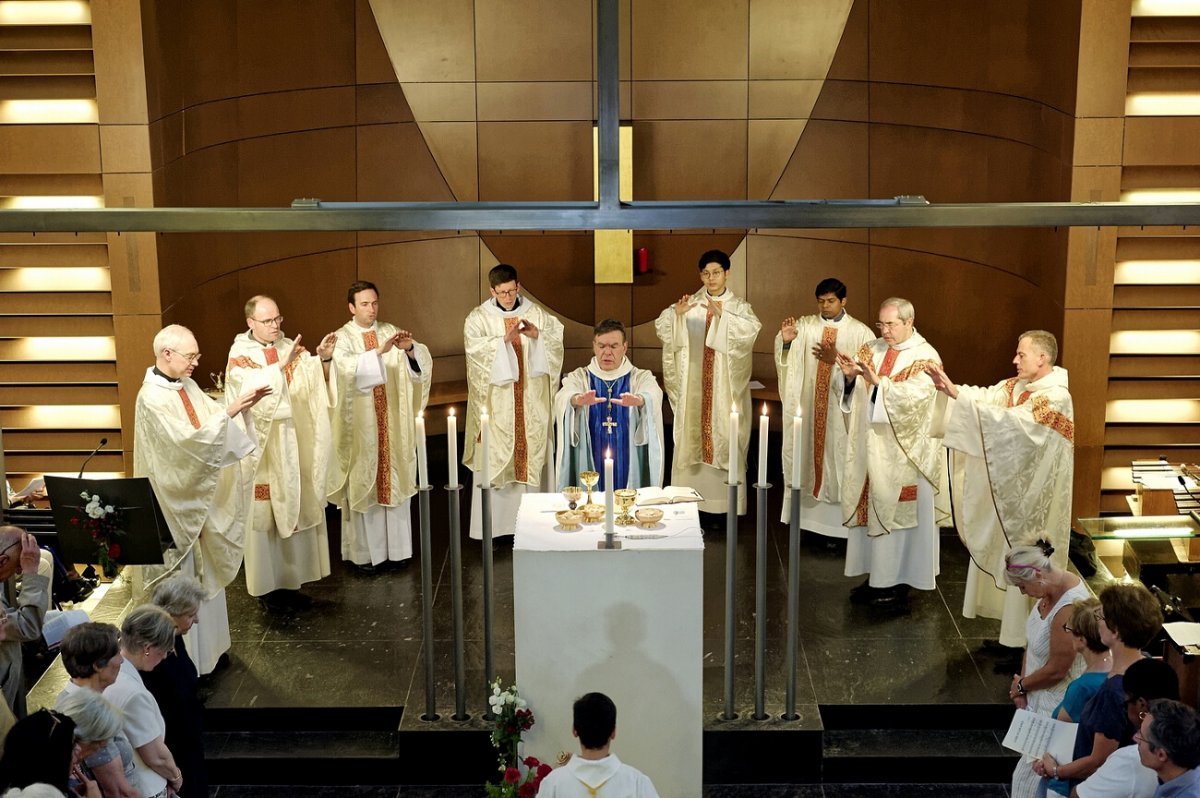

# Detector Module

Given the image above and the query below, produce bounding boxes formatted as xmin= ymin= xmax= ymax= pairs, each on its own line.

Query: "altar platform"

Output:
xmin=27 ymin=444 xmax=1019 ymax=795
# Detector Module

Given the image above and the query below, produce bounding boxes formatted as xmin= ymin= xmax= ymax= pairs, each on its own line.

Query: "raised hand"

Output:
xmin=316 ymin=332 xmax=337 ymax=361
xmin=780 ymin=316 xmax=798 ymax=343
xmin=518 ymin=319 xmax=539 ymax=339
xmin=924 ymin=363 xmax=958 ymax=398
xmin=227 ymin=385 xmax=272 ymax=417
xmin=18 ymin=532 xmax=40 ymax=575
xmin=283 ymin=333 xmax=305 ymax=368
xmin=572 ymin=390 xmax=607 ymax=408
xmin=611 ymin=392 xmax=645 ymax=408
xmin=856 ymin=358 xmax=880 ymax=387
xmin=702 ymin=297 xmax=723 ymax=318
xmin=811 ymin=339 xmax=838 ymax=364
xmin=395 ymin=329 xmax=415 ymax=352
xmin=674 ymin=295 xmax=692 ymax=317
xmin=836 ymin=352 xmax=861 ymax=380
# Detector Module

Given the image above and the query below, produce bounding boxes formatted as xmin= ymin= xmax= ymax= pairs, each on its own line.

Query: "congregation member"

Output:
xmin=56 ymin=690 xmax=123 ymax=798
xmin=0 ymin=527 xmax=48 ymax=717
xmin=654 ymin=250 xmax=761 ymax=523
xmin=55 ymin=623 xmax=138 ymax=798
xmin=226 ymin=295 xmax=334 ymax=605
xmin=143 ymin=575 xmax=209 ymax=798
xmin=0 ymin=708 xmax=83 ymax=795
xmin=103 ymin=605 xmax=185 ymax=798
xmin=464 ymin=264 xmax=564 ymax=540
xmin=1138 ymin=699 xmax=1200 ymax=797
xmin=774 ymin=277 xmax=874 ymax=533
xmin=1005 ymin=541 xmax=1089 ymax=798
xmin=134 ymin=324 xmax=269 ymax=675
xmin=537 ymin=692 xmax=659 ymax=798
xmin=836 ymin=297 xmax=949 ymax=606
xmin=1073 ymin=660 xmax=1182 ymax=798
xmin=1035 ymin=582 xmax=1164 ymax=792
xmin=326 ymin=281 xmax=432 ymax=571
xmin=554 ymin=319 xmax=664 ymax=491
xmin=929 ymin=330 xmax=1074 ymax=651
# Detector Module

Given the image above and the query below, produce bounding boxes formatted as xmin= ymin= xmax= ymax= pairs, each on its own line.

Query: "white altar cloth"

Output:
xmin=513 ymin=492 xmax=703 ymax=798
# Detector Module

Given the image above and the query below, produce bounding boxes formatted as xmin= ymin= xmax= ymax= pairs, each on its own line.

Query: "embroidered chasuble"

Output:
xmin=225 ymin=331 xmax=331 ymax=595
xmin=655 ymin=287 xmax=760 ymax=514
xmin=774 ymin=311 xmax=875 ymax=532
xmin=942 ymin=366 xmax=1074 ymax=646
xmin=838 ymin=332 xmax=950 ymax=590
xmin=553 ymin=359 xmax=665 ymax=492
xmin=134 ymin=367 xmax=257 ymax=672
xmin=327 ymin=319 xmax=432 ymax=564
xmin=463 ymin=295 xmax=564 ymax=539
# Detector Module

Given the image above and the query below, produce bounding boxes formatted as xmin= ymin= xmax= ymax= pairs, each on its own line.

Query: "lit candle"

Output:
xmin=604 ymin=448 xmax=615 ymax=537
xmin=791 ymin=411 xmax=802 ymax=491
xmin=758 ymin=403 xmax=769 ymax=486
xmin=415 ymin=412 xmax=429 ymax=489
xmin=480 ymin=408 xmax=490 ymax=490
xmin=447 ymin=407 xmax=458 ymax=487
xmin=728 ymin=408 xmax=739 ymax=485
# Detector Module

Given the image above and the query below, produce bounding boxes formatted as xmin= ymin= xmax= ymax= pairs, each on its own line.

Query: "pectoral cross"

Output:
xmin=602 ymin=416 xmax=618 ymax=435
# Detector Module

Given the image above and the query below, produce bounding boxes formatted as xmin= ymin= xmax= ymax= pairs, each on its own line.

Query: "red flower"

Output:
xmin=504 ymin=767 xmax=520 ymax=784
xmin=89 ymin=529 xmax=99 ymax=539
xmin=518 ymin=782 xmax=536 ymax=798
xmin=69 ymin=517 xmax=78 ymax=525
xmin=523 ymin=756 xmax=540 ymax=768
xmin=107 ymin=544 xmax=121 ymax=558
xmin=537 ymin=763 xmax=552 ymax=779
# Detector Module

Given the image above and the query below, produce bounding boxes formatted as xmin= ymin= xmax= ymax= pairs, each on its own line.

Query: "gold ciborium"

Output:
xmin=613 ymin=488 xmax=638 ymax=526
xmin=562 ymin=486 xmax=583 ymax=510
xmin=579 ymin=471 xmax=600 ymax=505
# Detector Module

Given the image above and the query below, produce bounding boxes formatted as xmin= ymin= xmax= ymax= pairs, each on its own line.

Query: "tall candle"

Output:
xmin=480 ymin=408 xmax=491 ymax=490
xmin=791 ymin=411 xmax=802 ymax=491
xmin=415 ymin=412 xmax=429 ymax=489
xmin=447 ymin=407 xmax=458 ymax=487
xmin=757 ymin=403 xmax=769 ymax=486
xmin=604 ymin=448 xmax=615 ymax=537
xmin=728 ymin=408 xmax=739 ymax=485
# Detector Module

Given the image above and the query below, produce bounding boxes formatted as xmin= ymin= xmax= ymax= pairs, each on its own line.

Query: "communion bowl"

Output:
xmin=580 ymin=504 xmax=605 ymax=523
xmin=634 ymin=508 xmax=664 ymax=528
xmin=555 ymin=510 xmax=583 ymax=531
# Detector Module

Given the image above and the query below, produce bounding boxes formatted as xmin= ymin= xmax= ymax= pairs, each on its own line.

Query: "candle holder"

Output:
xmin=579 ymin=470 xmax=599 ymax=505
xmin=613 ymin=488 xmax=637 ymax=526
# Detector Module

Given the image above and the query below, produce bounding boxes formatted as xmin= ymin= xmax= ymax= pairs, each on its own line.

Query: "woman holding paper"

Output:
xmin=1004 ymin=541 xmax=1089 ymax=798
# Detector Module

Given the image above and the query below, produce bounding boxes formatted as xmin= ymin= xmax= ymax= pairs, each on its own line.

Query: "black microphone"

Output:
xmin=1175 ymin=474 xmax=1200 ymax=528
xmin=78 ymin=437 xmax=108 ymax=478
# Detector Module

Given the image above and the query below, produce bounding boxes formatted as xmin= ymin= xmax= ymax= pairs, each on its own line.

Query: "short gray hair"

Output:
xmin=56 ymin=689 xmax=122 ymax=742
xmin=3 ymin=786 xmax=71 ymax=798
xmin=880 ymin=297 xmax=914 ymax=322
xmin=1019 ymin=330 xmax=1058 ymax=366
xmin=151 ymin=574 xmax=205 ymax=617
xmin=1004 ymin=540 xmax=1056 ymax=585
xmin=151 ymin=324 xmax=193 ymax=357
xmin=120 ymin=604 xmax=177 ymax=653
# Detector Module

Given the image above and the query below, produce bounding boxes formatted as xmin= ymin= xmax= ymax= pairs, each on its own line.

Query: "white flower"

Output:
xmin=79 ymin=491 xmax=89 ymax=499
xmin=104 ymin=505 xmax=114 ymax=514
xmin=516 ymin=698 xmax=527 ymax=709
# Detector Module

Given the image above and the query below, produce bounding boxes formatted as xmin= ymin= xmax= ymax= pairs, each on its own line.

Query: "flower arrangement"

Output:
xmin=70 ymin=491 xmax=126 ymax=577
xmin=485 ymin=679 xmax=551 ymax=798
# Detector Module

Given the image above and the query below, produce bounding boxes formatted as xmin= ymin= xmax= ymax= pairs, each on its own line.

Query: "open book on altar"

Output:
xmin=637 ymin=486 xmax=704 ymax=505
xmin=1002 ymin=708 xmax=1078 ymax=762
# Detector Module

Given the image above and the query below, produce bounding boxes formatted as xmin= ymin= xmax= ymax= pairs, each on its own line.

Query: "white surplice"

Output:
xmin=225 ymin=332 xmax=332 ymax=595
xmin=327 ymin=320 xmax=432 ymax=565
xmin=774 ymin=311 xmax=875 ymax=534
xmin=943 ymin=366 xmax=1074 ymax=647
xmin=134 ymin=368 xmax=257 ymax=674
xmin=655 ymin=288 xmax=761 ymax=515
xmin=553 ymin=357 xmax=665 ymax=490
xmin=538 ymin=753 xmax=660 ymax=798
xmin=840 ymin=333 xmax=950 ymax=589
xmin=463 ymin=296 xmax=564 ymax=539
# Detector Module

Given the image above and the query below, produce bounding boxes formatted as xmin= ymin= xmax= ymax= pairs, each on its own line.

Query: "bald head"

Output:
xmin=0 ymin=524 xmax=25 ymax=580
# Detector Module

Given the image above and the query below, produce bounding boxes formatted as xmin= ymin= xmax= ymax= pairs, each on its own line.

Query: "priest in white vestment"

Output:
xmin=537 ymin=692 xmax=660 ymax=798
xmin=464 ymin=264 xmax=564 ymax=539
xmin=134 ymin=324 xmax=270 ymax=674
xmin=927 ymin=330 xmax=1074 ymax=648
xmin=654 ymin=250 xmax=761 ymax=519
xmin=775 ymin=277 xmax=875 ymax=533
xmin=225 ymin=296 xmax=334 ymax=603
xmin=326 ymin=281 xmax=432 ymax=569
xmin=554 ymin=319 xmax=664 ymax=491
xmin=837 ymin=298 xmax=950 ymax=606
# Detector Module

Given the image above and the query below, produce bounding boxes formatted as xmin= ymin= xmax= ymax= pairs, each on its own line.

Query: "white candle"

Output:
xmin=480 ymin=408 xmax=490 ymax=490
xmin=415 ymin=412 xmax=429 ymax=489
xmin=604 ymin=448 xmax=614 ymax=537
xmin=447 ymin=407 xmax=458 ymax=487
xmin=728 ymin=408 xmax=739 ymax=485
xmin=791 ymin=411 xmax=802 ymax=491
xmin=758 ymin=403 xmax=769 ymax=486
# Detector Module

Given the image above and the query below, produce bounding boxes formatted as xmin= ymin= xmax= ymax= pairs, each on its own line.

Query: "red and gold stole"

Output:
xmin=700 ymin=304 xmax=716 ymax=465
xmin=502 ymin=318 xmax=529 ymax=482
xmin=810 ymin=326 xmax=838 ymax=498
xmin=362 ymin=331 xmax=392 ymax=504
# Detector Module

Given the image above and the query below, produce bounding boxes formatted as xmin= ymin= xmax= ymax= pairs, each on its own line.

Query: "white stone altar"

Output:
xmin=513 ymin=492 xmax=704 ymax=798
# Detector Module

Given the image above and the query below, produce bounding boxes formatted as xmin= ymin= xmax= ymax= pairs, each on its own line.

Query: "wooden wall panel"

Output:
xmin=633 ymin=120 xmax=747 ymax=200
xmin=475 ymin=0 xmax=592 ymax=82
xmin=0 ymin=126 xmax=100 ymax=174
xmin=477 ymin=122 xmax=593 ymax=201
xmin=631 ymin=0 xmax=748 ymax=81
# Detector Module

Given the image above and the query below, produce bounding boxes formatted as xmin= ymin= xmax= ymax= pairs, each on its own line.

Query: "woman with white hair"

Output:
xmin=102 ymin=605 xmax=183 ymax=798
xmin=1005 ymin=540 xmax=1089 ymax=798
xmin=143 ymin=575 xmax=208 ymax=798
xmin=57 ymin=689 xmax=122 ymax=797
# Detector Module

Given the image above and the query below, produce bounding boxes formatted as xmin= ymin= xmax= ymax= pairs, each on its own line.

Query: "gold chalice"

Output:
xmin=579 ymin=471 xmax=600 ymax=505
xmin=562 ymin=486 xmax=583 ymax=510
xmin=613 ymin=488 xmax=638 ymax=526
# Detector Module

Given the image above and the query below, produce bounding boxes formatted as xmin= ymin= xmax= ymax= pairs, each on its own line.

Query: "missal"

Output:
xmin=636 ymin=486 xmax=703 ymax=505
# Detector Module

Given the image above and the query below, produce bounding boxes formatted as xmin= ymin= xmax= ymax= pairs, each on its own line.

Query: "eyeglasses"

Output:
xmin=1133 ymin=730 xmax=1156 ymax=749
xmin=170 ymin=350 xmax=202 ymax=363
xmin=494 ymin=288 xmax=519 ymax=298
xmin=0 ymin=539 xmax=20 ymax=558
xmin=1094 ymin=610 xmax=1105 ymax=622
xmin=1062 ymin=623 xmax=1077 ymax=634
xmin=252 ymin=315 xmax=284 ymax=327
xmin=875 ymin=321 xmax=906 ymax=330
xmin=700 ymin=269 xmax=725 ymax=278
